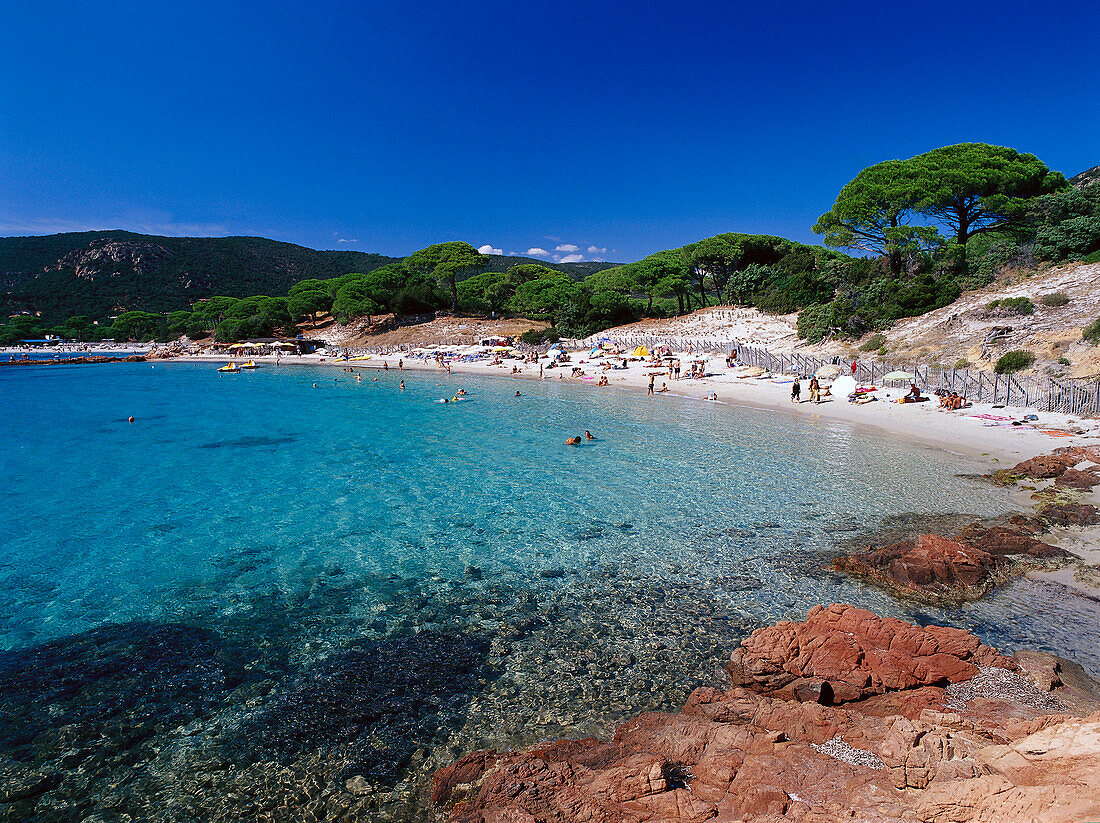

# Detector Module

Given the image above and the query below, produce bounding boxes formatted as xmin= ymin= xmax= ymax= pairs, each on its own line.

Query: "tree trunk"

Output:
xmin=887 ymin=249 xmax=903 ymax=277
xmin=698 ymin=281 xmax=707 ymax=308
xmin=677 ymin=293 xmax=684 ymax=315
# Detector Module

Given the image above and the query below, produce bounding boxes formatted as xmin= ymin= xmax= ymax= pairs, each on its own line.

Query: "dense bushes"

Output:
xmin=1039 ymin=292 xmax=1070 ymax=306
xmin=1084 ymin=317 xmax=1100 ymax=345
xmin=1030 ymin=185 xmax=1100 ymax=262
xmin=860 ymin=333 xmax=886 ymax=352
xmin=518 ymin=328 xmax=561 ymax=345
xmin=994 ymin=350 xmax=1036 ymax=373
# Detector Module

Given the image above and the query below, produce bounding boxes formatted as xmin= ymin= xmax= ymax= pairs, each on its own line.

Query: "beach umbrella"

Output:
xmin=883 ymin=370 xmax=915 ymax=381
xmin=815 ymin=364 xmax=841 ymax=378
xmin=830 ymin=375 xmax=856 ymax=399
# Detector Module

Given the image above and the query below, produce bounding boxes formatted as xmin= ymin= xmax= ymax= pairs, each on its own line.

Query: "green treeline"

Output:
xmin=3 ymin=143 xmax=1097 ymax=346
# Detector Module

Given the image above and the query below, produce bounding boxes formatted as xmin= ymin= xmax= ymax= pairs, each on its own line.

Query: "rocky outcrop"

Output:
xmin=725 ymin=605 xmax=1015 ymax=704
xmin=1038 ymin=501 xmax=1100 ymax=527
xmin=832 ymin=520 xmax=1066 ymax=604
xmin=833 ymin=534 xmax=1002 ymax=603
xmin=0 ymin=355 xmax=146 ymax=366
xmin=47 ymin=239 xmax=170 ymax=281
xmin=432 ymin=607 xmax=1100 ymax=822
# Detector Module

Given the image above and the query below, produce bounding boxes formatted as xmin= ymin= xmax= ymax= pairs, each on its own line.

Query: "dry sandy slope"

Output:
xmin=579 ymin=306 xmax=799 ymax=349
xmin=843 ymin=261 xmax=1100 ymax=376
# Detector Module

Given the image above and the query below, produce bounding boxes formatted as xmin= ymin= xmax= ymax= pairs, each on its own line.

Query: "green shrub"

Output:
xmin=1085 ymin=250 xmax=1100 ymax=264
xmin=995 ymin=350 xmax=1036 ymax=373
xmin=954 ymin=358 xmax=970 ymax=369
xmin=987 ymin=297 xmax=1034 ymax=315
xmin=1040 ymin=292 xmax=1070 ymax=307
xmin=860 ymin=333 xmax=886 ymax=352
xmin=1084 ymin=317 xmax=1100 ymax=345
xmin=1057 ymin=356 xmax=1071 ymax=366
xmin=519 ymin=328 xmax=560 ymax=345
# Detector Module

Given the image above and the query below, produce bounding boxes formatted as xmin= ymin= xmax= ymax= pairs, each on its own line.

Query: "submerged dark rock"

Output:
xmin=0 ymin=622 xmax=245 ymax=763
xmin=230 ymin=631 xmax=490 ymax=785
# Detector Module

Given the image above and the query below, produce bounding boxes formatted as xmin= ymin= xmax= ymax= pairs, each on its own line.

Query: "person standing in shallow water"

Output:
xmin=648 ymin=374 xmax=655 ymax=396
xmin=791 ymin=378 xmax=801 ymax=403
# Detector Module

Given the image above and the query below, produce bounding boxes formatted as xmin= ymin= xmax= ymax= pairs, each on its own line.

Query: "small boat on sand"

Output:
xmin=218 ymin=363 xmax=241 ymax=373
xmin=240 ymin=360 xmax=260 ymax=369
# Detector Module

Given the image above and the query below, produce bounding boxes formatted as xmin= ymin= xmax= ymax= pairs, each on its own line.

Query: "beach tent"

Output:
xmin=632 ymin=346 xmax=649 ymax=357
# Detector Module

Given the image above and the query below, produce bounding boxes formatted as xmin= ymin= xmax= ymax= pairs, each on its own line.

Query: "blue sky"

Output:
xmin=1 ymin=0 xmax=1096 ymax=263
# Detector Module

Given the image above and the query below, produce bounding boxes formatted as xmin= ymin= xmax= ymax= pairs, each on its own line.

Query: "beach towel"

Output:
xmin=972 ymin=414 xmax=1013 ymax=421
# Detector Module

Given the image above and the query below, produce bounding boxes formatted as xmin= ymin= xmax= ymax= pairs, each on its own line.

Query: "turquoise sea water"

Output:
xmin=2 ymin=361 xmax=1098 ymax=820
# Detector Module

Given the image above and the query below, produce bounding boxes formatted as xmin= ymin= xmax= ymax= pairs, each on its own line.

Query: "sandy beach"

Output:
xmin=182 ymin=348 xmax=1100 ymax=465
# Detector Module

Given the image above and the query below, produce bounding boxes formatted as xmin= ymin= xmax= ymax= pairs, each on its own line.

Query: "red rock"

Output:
xmin=725 ymin=605 xmax=1014 ymax=703
xmin=1054 ymin=467 xmax=1100 ymax=489
xmin=955 ymin=524 xmax=1064 ymax=559
xmin=1039 ymin=502 xmax=1100 ymax=527
xmin=833 ymin=534 xmax=1001 ymax=603
xmin=1011 ymin=454 xmax=1075 ymax=478
xmin=433 ymin=608 xmax=1100 ymax=823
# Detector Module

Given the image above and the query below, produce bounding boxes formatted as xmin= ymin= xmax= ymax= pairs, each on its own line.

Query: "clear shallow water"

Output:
xmin=1 ymin=361 xmax=1098 ymax=820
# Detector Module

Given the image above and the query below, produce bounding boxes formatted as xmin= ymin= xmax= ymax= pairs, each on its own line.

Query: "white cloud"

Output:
xmin=478 ymin=244 xmax=503 ymax=255
xmin=555 ymin=253 xmax=584 ymax=264
xmin=527 ymin=247 xmax=551 ymax=257
xmin=337 ymin=238 xmax=358 ymax=244
xmin=587 ymin=245 xmax=607 ymax=254
xmin=555 ymin=243 xmax=580 ymax=253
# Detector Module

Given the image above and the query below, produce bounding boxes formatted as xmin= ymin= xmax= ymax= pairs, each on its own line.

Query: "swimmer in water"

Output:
xmin=515 ymin=390 xmax=521 ymax=396
xmin=312 ymin=383 xmax=317 ymax=388
xmin=565 ymin=436 xmax=580 ymax=445
xmin=584 ymin=430 xmax=594 ymax=440
xmin=400 ymin=380 xmax=405 ymax=390
xmin=128 ymin=416 xmax=135 ymax=423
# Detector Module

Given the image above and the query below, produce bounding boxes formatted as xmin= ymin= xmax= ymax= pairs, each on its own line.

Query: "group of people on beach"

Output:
xmin=789 ymin=376 xmax=825 ymax=404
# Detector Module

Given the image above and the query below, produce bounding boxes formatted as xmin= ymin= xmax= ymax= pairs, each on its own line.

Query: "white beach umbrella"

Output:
xmin=883 ymin=370 xmax=915 ymax=381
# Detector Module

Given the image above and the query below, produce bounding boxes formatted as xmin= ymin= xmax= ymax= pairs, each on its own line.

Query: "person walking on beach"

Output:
xmin=808 ymin=375 xmax=819 ymax=404
xmin=674 ymin=359 xmax=681 ymax=379
xmin=791 ymin=377 xmax=801 ymax=403
xmin=648 ymin=374 xmax=655 ymax=396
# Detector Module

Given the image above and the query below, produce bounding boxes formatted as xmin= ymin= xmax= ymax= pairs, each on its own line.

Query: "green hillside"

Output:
xmin=0 ymin=231 xmax=617 ymax=325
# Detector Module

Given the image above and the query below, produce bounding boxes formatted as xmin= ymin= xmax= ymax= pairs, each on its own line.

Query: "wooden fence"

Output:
xmin=580 ymin=332 xmax=1100 ymax=416
xmin=736 ymin=344 xmax=1100 ymax=417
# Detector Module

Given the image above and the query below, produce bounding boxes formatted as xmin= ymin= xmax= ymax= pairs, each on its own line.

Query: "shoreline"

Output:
xmin=176 ymin=350 xmax=1100 ymax=466
xmin=177 ymin=349 xmax=1100 ymax=602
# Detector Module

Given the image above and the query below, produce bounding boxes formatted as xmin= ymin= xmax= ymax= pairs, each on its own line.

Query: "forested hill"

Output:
xmin=0 ymin=231 xmax=618 ymax=323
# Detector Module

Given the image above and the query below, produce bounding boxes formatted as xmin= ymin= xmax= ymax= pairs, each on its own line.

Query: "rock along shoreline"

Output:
xmin=432 ymin=603 xmax=1100 ymax=822
xmin=431 ymin=444 xmax=1100 ymax=822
